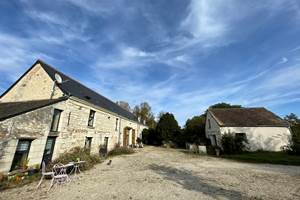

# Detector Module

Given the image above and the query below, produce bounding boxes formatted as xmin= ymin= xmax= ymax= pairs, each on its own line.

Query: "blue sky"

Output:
xmin=0 ymin=0 xmax=300 ymax=125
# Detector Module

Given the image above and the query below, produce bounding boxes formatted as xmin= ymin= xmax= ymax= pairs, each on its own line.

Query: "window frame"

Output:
xmin=208 ymin=119 xmax=211 ymax=129
xmin=10 ymin=139 xmax=32 ymax=171
xmin=50 ymin=109 xmax=62 ymax=132
xmin=115 ymin=118 xmax=119 ymax=131
xmin=84 ymin=137 xmax=93 ymax=153
xmin=88 ymin=110 xmax=96 ymax=127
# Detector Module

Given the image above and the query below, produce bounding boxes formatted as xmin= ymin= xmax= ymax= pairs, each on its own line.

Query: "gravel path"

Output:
xmin=1 ymin=146 xmax=300 ymax=200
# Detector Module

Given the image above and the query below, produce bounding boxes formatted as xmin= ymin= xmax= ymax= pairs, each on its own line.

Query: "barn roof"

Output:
xmin=209 ymin=108 xmax=289 ymax=127
xmin=0 ymin=98 xmax=66 ymax=121
xmin=0 ymin=60 xmax=139 ymax=122
xmin=37 ymin=60 xmax=138 ymax=122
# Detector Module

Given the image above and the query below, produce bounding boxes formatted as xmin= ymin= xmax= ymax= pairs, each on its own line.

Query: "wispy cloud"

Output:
xmin=1 ymin=0 xmax=300 ymax=125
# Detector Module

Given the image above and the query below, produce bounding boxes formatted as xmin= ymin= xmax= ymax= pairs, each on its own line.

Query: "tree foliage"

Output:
xmin=209 ymin=102 xmax=242 ymax=109
xmin=284 ymin=113 xmax=300 ymax=155
xmin=116 ymin=101 xmax=131 ymax=112
xmin=284 ymin=113 xmax=299 ymax=126
xmin=156 ymin=112 xmax=181 ymax=144
xmin=142 ymin=128 xmax=162 ymax=146
xmin=221 ymin=133 xmax=248 ymax=154
xmin=133 ymin=102 xmax=156 ymax=128
xmin=183 ymin=115 xmax=206 ymax=145
xmin=290 ymin=124 xmax=300 ymax=155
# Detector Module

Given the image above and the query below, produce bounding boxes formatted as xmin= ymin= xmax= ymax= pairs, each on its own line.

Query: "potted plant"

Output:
xmin=28 ymin=164 xmax=39 ymax=176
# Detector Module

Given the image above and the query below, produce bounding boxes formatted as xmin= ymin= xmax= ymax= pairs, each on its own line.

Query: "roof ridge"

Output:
xmin=209 ymin=107 xmax=265 ymax=110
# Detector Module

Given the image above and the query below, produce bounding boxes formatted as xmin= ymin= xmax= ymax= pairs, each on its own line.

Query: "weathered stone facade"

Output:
xmin=0 ymin=61 xmax=147 ymax=173
xmin=0 ymin=63 xmax=63 ymax=102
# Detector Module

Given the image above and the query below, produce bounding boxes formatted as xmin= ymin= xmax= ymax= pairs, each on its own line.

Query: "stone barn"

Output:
xmin=205 ymin=108 xmax=291 ymax=151
xmin=0 ymin=60 xmax=147 ymax=173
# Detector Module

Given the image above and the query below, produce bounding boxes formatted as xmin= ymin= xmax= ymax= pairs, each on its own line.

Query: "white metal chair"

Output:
xmin=48 ymin=163 xmax=70 ymax=191
xmin=36 ymin=161 xmax=55 ymax=189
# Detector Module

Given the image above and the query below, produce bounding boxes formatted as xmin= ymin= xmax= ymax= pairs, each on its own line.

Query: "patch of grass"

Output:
xmin=222 ymin=151 xmax=300 ymax=166
xmin=108 ymin=146 xmax=135 ymax=157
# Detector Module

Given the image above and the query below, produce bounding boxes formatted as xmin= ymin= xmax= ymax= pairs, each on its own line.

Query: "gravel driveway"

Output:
xmin=1 ymin=146 xmax=300 ymax=200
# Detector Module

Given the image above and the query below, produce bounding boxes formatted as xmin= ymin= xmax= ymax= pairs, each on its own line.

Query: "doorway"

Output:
xmin=132 ymin=129 xmax=136 ymax=146
xmin=42 ymin=137 xmax=56 ymax=166
xmin=123 ymin=128 xmax=129 ymax=146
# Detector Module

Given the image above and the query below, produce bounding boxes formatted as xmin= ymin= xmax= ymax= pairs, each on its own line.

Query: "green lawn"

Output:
xmin=222 ymin=151 xmax=300 ymax=166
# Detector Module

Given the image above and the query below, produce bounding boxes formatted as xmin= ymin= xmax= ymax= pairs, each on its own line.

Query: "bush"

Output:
xmin=108 ymin=146 xmax=135 ymax=157
xmin=289 ymin=124 xmax=300 ymax=155
xmin=221 ymin=133 xmax=248 ymax=154
xmin=48 ymin=147 xmax=102 ymax=171
xmin=142 ymin=128 xmax=162 ymax=146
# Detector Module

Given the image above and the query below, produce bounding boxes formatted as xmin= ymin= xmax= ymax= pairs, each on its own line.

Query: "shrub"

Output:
xmin=221 ymin=133 xmax=248 ymax=154
xmin=289 ymin=124 xmax=300 ymax=155
xmin=48 ymin=147 xmax=102 ymax=171
xmin=108 ymin=146 xmax=135 ymax=157
xmin=221 ymin=133 xmax=236 ymax=154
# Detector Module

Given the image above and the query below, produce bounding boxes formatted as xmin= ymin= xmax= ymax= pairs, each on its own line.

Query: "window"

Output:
xmin=50 ymin=109 xmax=62 ymax=132
xmin=208 ymin=119 xmax=211 ymax=129
xmin=115 ymin=118 xmax=119 ymax=131
xmin=104 ymin=137 xmax=109 ymax=149
xmin=11 ymin=140 xmax=32 ymax=171
xmin=88 ymin=110 xmax=96 ymax=127
xmin=84 ymin=137 xmax=92 ymax=153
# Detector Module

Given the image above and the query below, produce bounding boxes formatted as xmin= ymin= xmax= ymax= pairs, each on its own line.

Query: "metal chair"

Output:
xmin=48 ymin=163 xmax=70 ymax=191
xmin=36 ymin=161 xmax=55 ymax=189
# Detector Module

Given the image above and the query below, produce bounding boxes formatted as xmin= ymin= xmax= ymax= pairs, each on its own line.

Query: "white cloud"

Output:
xmin=278 ymin=57 xmax=288 ymax=65
xmin=0 ymin=32 xmax=57 ymax=81
xmin=181 ymin=0 xmax=229 ymax=40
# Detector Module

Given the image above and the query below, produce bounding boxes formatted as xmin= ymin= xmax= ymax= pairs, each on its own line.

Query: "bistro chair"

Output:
xmin=48 ymin=163 xmax=70 ymax=191
xmin=36 ymin=161 xmax=54 ymax=189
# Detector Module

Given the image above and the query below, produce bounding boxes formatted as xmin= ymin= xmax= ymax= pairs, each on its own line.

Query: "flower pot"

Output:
xmin=28 ymin=169 xmax=36 ymax=176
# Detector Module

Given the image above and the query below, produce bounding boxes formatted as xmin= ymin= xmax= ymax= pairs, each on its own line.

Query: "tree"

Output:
xmin=142 ymin=128 xmax=162 ymax=146
xmin=290 ymin=124 xmax=300 ymax=155
xmin=284 ymin=113 xmax=299 ymax=126
xmin=209 ymin=102 xmax=242 ymax=109
xmin=183 ymin=114 xmax=206 ymax=145
xmin=285 ymin=113 xmax=300 ymax=155
xmin=116 ymin=101 xmax=131 ymax=112
xmin=133 ymin=102 xmax=156 ymax=128
xmin=157 ymin=111 xmax=166 ymax=120
xmin=156 ymin=112 xmax=181 ymax=145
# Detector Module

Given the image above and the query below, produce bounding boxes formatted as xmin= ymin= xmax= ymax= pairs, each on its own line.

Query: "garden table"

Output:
xmin=69 ymin=161 xmax=86 ymax=177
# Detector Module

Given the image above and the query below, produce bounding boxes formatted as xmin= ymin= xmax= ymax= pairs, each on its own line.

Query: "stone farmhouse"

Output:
xmin=0 ymin=60 xmax=147 ymax=173
xmin=205 ymin=108 xmax=291 ymax=151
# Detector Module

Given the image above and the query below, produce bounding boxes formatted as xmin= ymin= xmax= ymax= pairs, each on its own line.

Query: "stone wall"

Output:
xmin=0 ymin=63 xmax=63 ymax=102
xmin=0 ymin=106 xmax=54 ymax=172
xmin=0 ymin=98 xmax=147 ymax=173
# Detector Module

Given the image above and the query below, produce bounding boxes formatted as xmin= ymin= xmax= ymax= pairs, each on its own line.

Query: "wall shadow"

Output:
xmin=148 ymin=164 xmax=252 ymax=200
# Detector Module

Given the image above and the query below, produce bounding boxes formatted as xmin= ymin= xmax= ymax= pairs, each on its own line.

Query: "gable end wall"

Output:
xmin=0 ymin=63 xmax=63 ymax=102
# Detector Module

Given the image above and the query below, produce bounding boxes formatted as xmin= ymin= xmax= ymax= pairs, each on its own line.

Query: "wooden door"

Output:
xmin=132 ymin=129 xmax=136 ymax=145
xmin=123 ymin=128 xmax=128 ymax=146
xmin=42 ymin=137 xmax=56 ymax=166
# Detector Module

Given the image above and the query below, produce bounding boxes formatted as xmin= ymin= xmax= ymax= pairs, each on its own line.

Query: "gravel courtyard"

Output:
xmin=1 ymin=146 xmax=300 ymax=200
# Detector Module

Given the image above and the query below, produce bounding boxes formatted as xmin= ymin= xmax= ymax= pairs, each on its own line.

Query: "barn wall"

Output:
xmin=0 ymin=63 xmax=63 ymax=102
xmin=220 ymin=126 xmax=291 ymax=151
